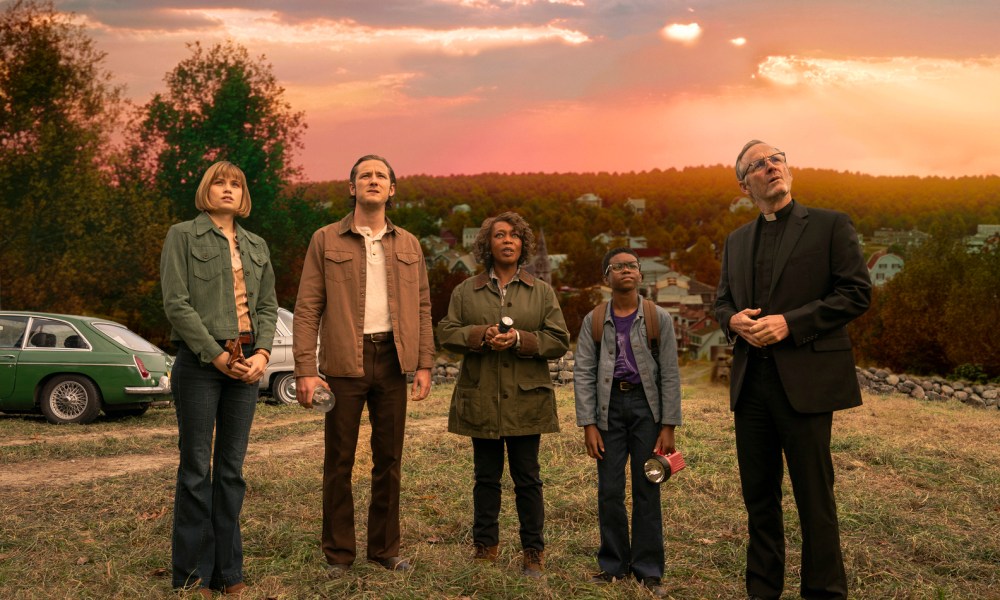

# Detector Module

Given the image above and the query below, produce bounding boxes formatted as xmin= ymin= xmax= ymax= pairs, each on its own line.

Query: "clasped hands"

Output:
xmin=483 ymin=324 xmax=516 ymax=352
xmin=212 ymin=341 xmax=267 ymax=384
xmin=730 ymin=308 xmax=789 ymax=348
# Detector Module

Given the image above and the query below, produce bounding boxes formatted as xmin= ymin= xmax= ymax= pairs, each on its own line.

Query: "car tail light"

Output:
xmin=134 ymin=355 xmax=150 ymax=379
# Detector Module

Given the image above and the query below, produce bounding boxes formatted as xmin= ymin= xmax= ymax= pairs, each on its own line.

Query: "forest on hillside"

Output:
xmin=303 ymin=166 xmax=1000 ymax=257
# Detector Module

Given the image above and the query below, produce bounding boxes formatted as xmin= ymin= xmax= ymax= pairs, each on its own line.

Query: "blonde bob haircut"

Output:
xmin=195 ymin=161 xmax=252 ymax=217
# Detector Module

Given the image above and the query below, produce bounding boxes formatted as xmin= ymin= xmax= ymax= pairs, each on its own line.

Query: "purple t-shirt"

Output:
xmin=612 ymin=308 xmax=642 ymax=384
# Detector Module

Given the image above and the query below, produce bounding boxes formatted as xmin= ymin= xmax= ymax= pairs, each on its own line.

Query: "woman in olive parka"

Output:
xmin=437 ymin=211 xmax=570 ymax=579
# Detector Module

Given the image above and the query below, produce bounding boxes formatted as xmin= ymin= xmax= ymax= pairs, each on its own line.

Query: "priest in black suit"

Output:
xmin=714 ymin=140 xmax=872 ymax=600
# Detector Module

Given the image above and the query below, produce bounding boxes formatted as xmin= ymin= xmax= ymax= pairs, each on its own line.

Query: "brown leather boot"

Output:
xmin=473 ymin=543 xmax=499 ymax=562
xmin=521 ymin=548 xmax=544 ymax=578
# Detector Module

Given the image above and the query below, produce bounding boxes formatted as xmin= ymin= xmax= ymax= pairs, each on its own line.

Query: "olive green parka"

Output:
xmin=438 ymin=271 xmax=570 ymax=439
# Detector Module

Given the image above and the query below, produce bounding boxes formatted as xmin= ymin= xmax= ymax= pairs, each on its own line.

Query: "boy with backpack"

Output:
xmin=573 ymin=247 xmax=682 ymax=596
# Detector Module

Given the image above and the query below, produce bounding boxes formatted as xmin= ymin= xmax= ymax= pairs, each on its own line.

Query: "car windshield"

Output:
xmin=93 ymin=322 xmax=161 ymax=353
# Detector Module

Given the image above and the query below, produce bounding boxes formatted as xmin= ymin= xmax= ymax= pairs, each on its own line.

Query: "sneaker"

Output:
xmin=588 ymin=571 xmax=623 ymax=584
xmin=640 ymin=576 xmax=668 ymax=597
xmin=472 ymin=543 xmax=499 ymax=562
xmin=521 ymin=548 xmax=544 ymax=578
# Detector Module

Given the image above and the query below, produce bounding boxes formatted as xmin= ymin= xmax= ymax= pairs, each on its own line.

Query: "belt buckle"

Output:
xmin=617 ymin=381 xmax=632 ymax=391
xmin=367 ymin=332 xmax=384 ymax=343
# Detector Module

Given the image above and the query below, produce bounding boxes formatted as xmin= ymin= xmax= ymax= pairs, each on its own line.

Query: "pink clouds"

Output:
xmin=62 ymin=0 xmax=1000 ymax=180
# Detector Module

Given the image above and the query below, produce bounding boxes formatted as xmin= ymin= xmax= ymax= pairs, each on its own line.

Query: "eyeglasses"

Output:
xmin=605 ymin=261 xmax=640 ymax=275
xmin=742 ymin=152 xmax=786 ymax=179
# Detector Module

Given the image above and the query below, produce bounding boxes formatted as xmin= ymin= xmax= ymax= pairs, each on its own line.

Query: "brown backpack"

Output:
xmin=590 ymin=299 xmax=660 ymax=359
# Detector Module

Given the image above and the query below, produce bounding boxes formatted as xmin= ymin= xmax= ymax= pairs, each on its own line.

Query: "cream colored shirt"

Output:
xmin=230 ymin=233 xmax=252 ymax=333
xmin=357 ymin=225 xmax=392 ymax=334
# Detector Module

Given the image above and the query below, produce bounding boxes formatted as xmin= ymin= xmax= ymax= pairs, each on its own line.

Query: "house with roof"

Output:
xmin=625 ymin=197 xmax=646 ymax=215
xmin=575 ymin=193 xmax=602 ymax=208
xmin=730 ymin=196 xmax=755 ymax=213
xmin=867 ymin=250 xmax=904 ymax=286
xmin=872 ymin=228 xmax=929 ymax=249
xmin=687 ymin=319 xmax=728 ymax=361
xmin=965 ymin=224 xmax=1000 ymax=253
xmin=462 ymin=227 xmax=480 ymax=249
xmin=592 ymin=233 xmax=648 ymax=249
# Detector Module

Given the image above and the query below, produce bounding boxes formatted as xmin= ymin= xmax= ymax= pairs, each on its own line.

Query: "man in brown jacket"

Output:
xmin=293 ymin=154 xmax=434 ymax=575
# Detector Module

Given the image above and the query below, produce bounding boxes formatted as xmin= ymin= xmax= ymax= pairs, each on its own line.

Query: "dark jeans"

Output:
xmin=596 ymin=385 xmax=663 ymax=579
xmin=471 ymin=434 xmax=544 ymax=551
xmin=322 ymin=338 xmax=407 ymax=565
xmin=170 ymin=343 xmax=257 ymax=590
xmin=735 ymin=355 xmax=846 ymax=600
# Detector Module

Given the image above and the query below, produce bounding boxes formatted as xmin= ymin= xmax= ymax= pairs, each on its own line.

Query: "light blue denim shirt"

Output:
xmin=574 ymin=300 xmax=682 ymax=430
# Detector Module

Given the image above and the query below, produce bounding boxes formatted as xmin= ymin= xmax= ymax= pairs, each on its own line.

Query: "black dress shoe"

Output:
xmin=368 ymin=556 xmax=412 ymax=572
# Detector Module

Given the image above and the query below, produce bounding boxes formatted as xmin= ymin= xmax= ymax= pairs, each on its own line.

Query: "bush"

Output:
xmin=950 ymin=363 xmax=989 ymax=384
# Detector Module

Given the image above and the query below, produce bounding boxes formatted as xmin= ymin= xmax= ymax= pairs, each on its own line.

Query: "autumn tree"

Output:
xmin=941 ymin=243 xmax=1000 ymax=377
xmin=675 ymin=235 xmax=720 ymax=287
xmin=129 ymin=41 xmax=322 ymax=306
xmin=853 ymin=234 xmax=967 ymax=376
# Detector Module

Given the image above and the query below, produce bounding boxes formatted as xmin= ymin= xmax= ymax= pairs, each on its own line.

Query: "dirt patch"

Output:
xmin=0 ymin=413 xmax=312 ymax=449
xmin=0 ymin=414 xmax=448 ymax=491
xmin=0 ymin=414 xmax=322 ymax=490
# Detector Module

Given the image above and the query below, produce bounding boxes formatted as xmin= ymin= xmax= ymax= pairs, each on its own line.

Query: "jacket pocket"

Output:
xmin=395 ymin=251 xmax=421 ymax=283
xmin=516 ymin=380 xmax=556 ymax=425
xmin=813 ymin=333 xmax=852 ymax=352
xmin=455 ymin=385 xmax=490 ymax=429
xmin=324 ymin=250 xmax=353 ymax=282
xmin=191 ymin=245 xmax=222 ymax=281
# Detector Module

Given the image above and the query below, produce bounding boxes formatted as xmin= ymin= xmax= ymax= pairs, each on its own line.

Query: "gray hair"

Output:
xmin=735 ymin=139 xmax=766 ymax=181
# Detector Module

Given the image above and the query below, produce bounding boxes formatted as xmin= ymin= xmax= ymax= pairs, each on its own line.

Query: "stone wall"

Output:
xmin=857 ymin=367 xmax=1000 ymax=409
xmin=432 ymin=352 xmax=577 ymax=386
xmin=433 ymin=355 xmax=1000 ymax=411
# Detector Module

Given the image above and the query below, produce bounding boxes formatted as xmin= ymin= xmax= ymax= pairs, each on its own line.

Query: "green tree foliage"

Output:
xmin=0 ymin=0 xmax=168 ymax=320
xmin=130 ymin=41 xmax=321 ymax=306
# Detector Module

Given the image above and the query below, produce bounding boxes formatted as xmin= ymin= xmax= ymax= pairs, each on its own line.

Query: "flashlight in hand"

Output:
xmin=498 ymin=316 xmax=514 ymax=333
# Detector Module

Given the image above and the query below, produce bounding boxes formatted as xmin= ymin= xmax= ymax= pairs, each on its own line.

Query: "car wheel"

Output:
xmin=40 ymin=375 xmax=102 ymax=424
xmin=272 ymin=372 xmax=298 ymax=405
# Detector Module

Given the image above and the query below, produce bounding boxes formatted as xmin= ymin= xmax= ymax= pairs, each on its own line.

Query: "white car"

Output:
xmin=261 ymin=308 xmax=298 ymax=405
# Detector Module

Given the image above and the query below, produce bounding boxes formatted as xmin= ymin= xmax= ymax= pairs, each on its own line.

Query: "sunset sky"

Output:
xmin=51 ymin=0 xmax=1000 ymax=181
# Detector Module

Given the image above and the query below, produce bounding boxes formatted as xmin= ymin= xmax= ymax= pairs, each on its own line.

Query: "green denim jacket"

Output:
xmin=160 ymin=212 xmax=278 ymax=365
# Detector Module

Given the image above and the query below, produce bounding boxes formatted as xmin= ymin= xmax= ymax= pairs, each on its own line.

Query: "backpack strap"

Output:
xmin=591 ymin=302 xmax=608 ymax=347
xmin=643 ymin=299 xmax=660 ymax=359
xmin=593 ymin=300 xmax=660 ymax=358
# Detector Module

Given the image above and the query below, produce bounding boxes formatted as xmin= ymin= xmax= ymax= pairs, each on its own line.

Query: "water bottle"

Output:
xmin=312 ymin=386 xmax=335 ymax=413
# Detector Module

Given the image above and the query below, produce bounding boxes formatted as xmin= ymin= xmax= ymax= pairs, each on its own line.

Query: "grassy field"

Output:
xmin=0 ymin=366 xmax=998 ymax=599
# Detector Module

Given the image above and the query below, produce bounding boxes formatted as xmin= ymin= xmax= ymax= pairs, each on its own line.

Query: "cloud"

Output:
xmin=120 ymin=8 xmax=591 ymax=55
xmin=660 ymin=22 xmax=701 ymax=45
xmin=754 ymin=55 xmax=1000 ymax=87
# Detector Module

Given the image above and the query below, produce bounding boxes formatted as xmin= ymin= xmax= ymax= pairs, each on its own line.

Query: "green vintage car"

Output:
xmin=0 ymin=311 xmax=173 ymax=424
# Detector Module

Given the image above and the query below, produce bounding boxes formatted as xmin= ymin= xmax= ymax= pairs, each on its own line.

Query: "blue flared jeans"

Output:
xmin=170 ymin=343 xmax=257 ymax=591
xmin=596 ymin=384 xmax=664 ymax=580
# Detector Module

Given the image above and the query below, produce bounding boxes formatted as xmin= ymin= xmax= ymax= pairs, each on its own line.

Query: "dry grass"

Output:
xmin=0 ymin=366 xmax=998 ymax=599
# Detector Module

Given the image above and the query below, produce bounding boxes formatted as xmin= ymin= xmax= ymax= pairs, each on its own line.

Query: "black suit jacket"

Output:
xmin=714 ymin=200 xmax=872 ymax=413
